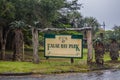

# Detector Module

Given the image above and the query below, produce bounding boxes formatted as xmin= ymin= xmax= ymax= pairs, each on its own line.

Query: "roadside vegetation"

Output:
xmin=0 ymin=49 xmax=120 ymax=74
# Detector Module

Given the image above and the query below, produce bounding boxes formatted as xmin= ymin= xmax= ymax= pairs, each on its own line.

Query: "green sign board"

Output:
xmin=44 ymin=34 xmax=83 ymax=58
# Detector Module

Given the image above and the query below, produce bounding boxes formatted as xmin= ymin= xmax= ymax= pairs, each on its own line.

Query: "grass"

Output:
xmin=0 ymin=60 xmax=88 ymax=74
xmin=0 ymin=61 xmax=34 ymax=73
xmin=0 ymin=48 xmax=120 ymax=74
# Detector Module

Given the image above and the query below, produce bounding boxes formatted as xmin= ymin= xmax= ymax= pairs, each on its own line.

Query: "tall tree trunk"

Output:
xmin=32 ymin=27 xmax=40 ymax=64
xmin=0 ymin=27 xmax=9 ymax=60
xmin=0 ymin=27 xmax=2 ymax=59
xmin=12 ymin=29 xmax=23 ymax=61
xmin=1 ymin=42 xmax=6 ymax=60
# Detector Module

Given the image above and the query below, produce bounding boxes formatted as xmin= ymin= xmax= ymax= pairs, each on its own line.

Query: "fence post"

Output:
xmin=86 ymin=30 xmax=93 ymax=65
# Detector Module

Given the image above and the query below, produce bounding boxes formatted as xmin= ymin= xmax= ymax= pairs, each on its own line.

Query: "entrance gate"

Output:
xmin=38 ymin=27 xmax=93 ymax=64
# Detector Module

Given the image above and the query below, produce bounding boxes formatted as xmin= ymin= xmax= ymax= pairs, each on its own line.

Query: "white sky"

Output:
xmin=79 ymin=0 xmax=120 ymax=30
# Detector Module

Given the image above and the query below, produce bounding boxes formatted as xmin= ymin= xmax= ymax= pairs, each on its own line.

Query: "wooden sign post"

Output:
xmin=86 ymin=30 xmax=93 ymax=64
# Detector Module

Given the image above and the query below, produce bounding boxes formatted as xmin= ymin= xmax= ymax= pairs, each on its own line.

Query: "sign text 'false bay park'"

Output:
xmin=44 ymin=34 xmax=83 ymax=58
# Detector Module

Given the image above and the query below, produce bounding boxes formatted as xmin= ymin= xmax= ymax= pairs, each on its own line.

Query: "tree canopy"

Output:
xmin=0 ymin=0 xmax=103 ymax=62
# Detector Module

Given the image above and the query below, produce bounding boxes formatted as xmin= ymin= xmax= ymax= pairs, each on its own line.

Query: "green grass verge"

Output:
xmin=0 ymin=48 xmax=120 ymax=74
xmin=0 ymin=60 xmax=88 ymax=74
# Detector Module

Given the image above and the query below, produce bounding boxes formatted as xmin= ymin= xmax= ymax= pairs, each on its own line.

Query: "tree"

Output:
xmin=35 ymin=0 xmax=64 ymax=63
xmin=26 ymin=0 xmax=64 ymax=63
xmin=10 ymin=21 xmax=25 ymax=61
xmin=55 ymin=0 xmax=82 ymax=28
xmin=31 ymin=22 xmax=40 ymax=64
xmin=5 ymin=0 xmax=64 ymax=63
xmin=104 ymin=26 xmax=120 ymax=42
xmin=0 ymin=0 xmax=15 ymax=60
xmin=14 ymin=0 xmax=40 ymax=63
xmin=0 ymin=18 xmax=8 ymax=60
xmin=113 ymin=25 xmax=120 ymax=41
xmin=83 ymin=17 xmax=100 ymax=36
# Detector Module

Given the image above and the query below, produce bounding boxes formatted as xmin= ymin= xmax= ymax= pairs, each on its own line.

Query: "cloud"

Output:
xmin=80 ymin=0 xmax=120 ymax=30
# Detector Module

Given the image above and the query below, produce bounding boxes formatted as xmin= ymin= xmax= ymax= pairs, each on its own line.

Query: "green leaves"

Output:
xmin=40 ymin=0 xmax=64 ymax=22
xmin=0 ymin=0 xmax=15 ymax=19
xmin=10 ymin=21 xmax=26 ymax=29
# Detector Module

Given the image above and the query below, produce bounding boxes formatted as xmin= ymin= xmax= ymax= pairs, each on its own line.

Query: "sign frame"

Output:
xmin=44 ymin=34 xmax=83 ymax=59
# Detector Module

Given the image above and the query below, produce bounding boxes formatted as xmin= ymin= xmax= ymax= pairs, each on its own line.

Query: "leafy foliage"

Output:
xmin=0 ymin=0 xmax=15 ymax=19
xmin=10 ymin=21 xmax=26 ymax=29
xmin=0 ymin=0 xmax=103 ymax=61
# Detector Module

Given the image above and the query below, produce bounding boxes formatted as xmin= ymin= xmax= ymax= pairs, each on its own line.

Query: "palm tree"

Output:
xmin=83 ymin=17 xmax=100 ymax=36
xmin=10 ymin=21 xmax=25 ymax=61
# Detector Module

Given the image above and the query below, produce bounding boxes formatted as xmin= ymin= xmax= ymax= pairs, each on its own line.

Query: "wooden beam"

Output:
xmin=37 ymin=27 xmax=92 ymax=32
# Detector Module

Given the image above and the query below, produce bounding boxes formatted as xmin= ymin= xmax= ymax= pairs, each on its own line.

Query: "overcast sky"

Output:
xmin=79 ymin=0 xmax=120 ymax=30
